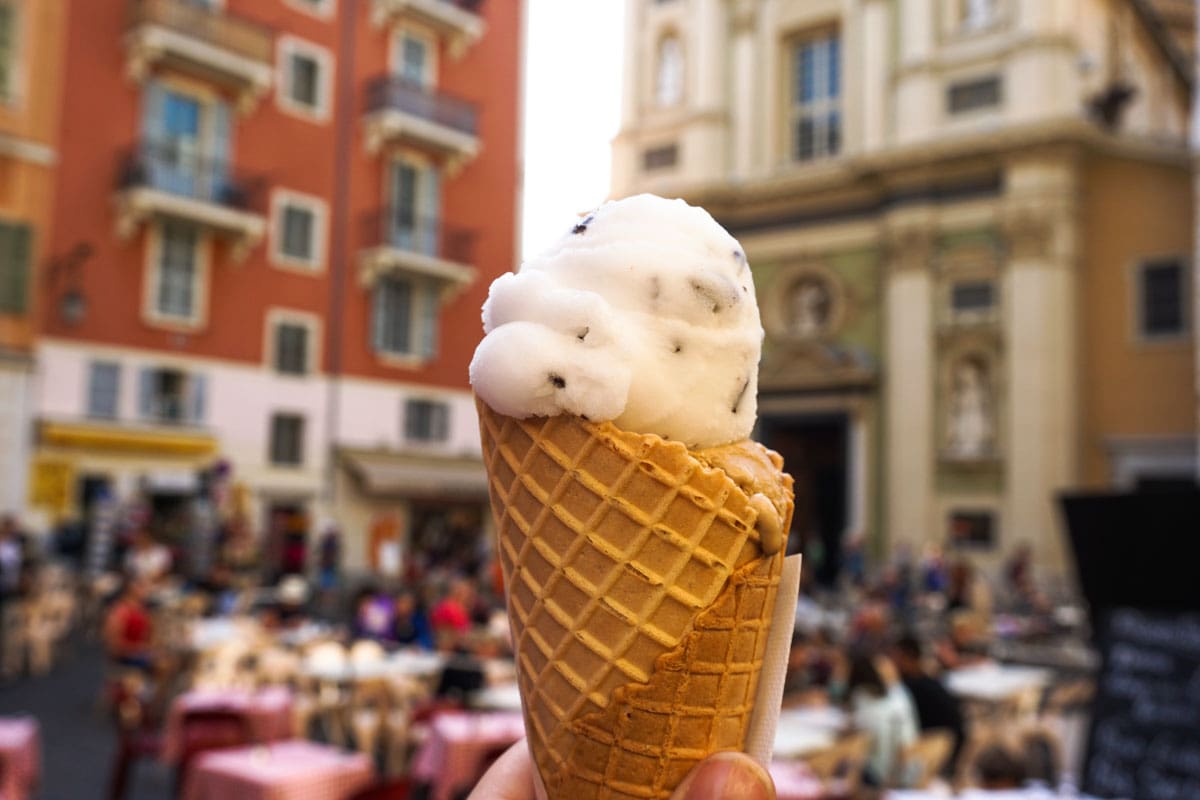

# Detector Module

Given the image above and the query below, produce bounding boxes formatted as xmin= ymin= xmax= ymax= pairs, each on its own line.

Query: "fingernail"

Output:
xmin=681 ymin=753 xmax=774 ymax=800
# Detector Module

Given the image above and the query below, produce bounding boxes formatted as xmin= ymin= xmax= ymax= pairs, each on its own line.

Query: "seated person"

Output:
xmin=844 ymin=650 xmax=919 ymax=786
xmin=935 ymin=611 xmax=990 ymax=671
xmin=392 ymin=591 xmax=434 ymax=650
xmin=892 ymin=633 xmax=965 ymax=776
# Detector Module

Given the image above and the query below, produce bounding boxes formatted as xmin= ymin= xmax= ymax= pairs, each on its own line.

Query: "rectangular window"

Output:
xmin=139 ymin=367 xmax=195 ymax=424
xmin=790 ymin=32 xmax=841 ymax=163
xmin=400 ymin=34 xmax=428 ymax=85
xmin=388 ymin=160 xmax=440 ymax=257
xmin=0 ymin=220 xmax=31 ymax=315
xmin=155 ymin=222 xmax=199 ymax=320
xmin=372 ymin=276 xmax=440 ymax=359
xmin=643 ymin=144 xmax=679 ymax=171
xmin=87 ymin=362 xmax=121 ymax=420
xmin=405 ymin=398 xmax=450 ymax=443
xmin=0 ymin=2 xmax=16 ymax=104
xmin=269 ymin=413 xmax=305 ymax=466
xmin=947 ymin=75 xmax=1002 ymax=114
xmin=278 ymin=36 xmax=330 ymax=119
xmin=274 ymin=322 xmax=310 ymax=375
xmin=290 ymin=53 xmax=319 ymax=107
xmin=948 ymin=509 xmax=995 ymax=548
xmin=1138 ymin=259 xmax=1188 ymax=338
xmin=373 ymin=275 xmax=413 ymax=355
xmin=282 ymin=205 xmax=314 ymax=261
xmin=951 ymin=280 xmax=995 ymax=314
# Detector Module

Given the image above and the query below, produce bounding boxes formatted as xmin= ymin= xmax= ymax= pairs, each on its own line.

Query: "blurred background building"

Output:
xmin=10 ymin=0 xmax=521 ymax=576
xmin=0 ymin=3 xmax=66 ymax=535
xmin=613 ymin=0 xmax=1197 ymax=582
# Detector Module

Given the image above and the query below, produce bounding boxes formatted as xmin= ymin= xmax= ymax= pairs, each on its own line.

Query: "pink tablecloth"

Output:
xmin=411 ymin=712 xmax=526 ymax=800
xmin=163 ymin=688 xmax=294 ymax=763
xmin=182 ymin=740 xmax=374 ymax=800
xmin=769 ymin=760 xmax=824 ymax=800
xmin=0 ymin=718 xmax=39 ymax=800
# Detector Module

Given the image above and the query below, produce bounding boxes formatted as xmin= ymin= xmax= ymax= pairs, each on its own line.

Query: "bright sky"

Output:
xmin=520 ymin=0 xmax=626 ymax=260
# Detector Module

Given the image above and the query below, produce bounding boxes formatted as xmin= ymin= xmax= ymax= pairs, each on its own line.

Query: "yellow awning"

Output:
xmin=40 ymin=421 xmax=218 ymax=456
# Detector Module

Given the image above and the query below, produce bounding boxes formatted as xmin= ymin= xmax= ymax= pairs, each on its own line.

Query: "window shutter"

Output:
xmin=0 ymin=5 xmax=14 ymax=101
xmin=371 ymin=285 xmax=386 ymax=352
xmin=211 ymin=100 xmax=233 ymax=203
xmin=0 ymin=222 xmax=31 ymax=314
xmin=189 ymin=373 xmax=207 ymax=424
xmin=417 ymin=281 xmax=439 ymax=359
xmin=142 ymin=81 xmax=167 ymax=143
xmin=138 ymin=368 xmax=156 ymax=419
xmin=422 ymin=166 xmax=441 ymax=257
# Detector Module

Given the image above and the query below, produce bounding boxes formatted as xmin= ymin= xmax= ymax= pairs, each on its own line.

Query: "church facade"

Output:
xmin=613 ymin=0 xmax=1196 ymax=579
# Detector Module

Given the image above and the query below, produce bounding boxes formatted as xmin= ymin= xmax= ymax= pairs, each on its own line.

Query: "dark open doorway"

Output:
xmin=759 ymin=413 xmax=848 ymax=588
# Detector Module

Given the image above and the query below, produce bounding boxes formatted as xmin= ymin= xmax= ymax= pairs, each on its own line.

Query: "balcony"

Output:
xmin=358 ymin=209 xmax=477 ymax=297
xmin=125 ymin=0 xmax=274 ymax=112
xmin=371 ymin=0 xmax=485 ymax=58
xmin=364 ymin=77 xmax=480 ymax=170
xmin=114 ymin=141 xmax=267 ymax=259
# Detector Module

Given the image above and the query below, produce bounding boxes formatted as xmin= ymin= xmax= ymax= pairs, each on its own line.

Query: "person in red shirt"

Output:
xmin=104 ymin=581 xmax=155 ymax=670
xmin=430 ymin=578 xmax=474 ymax=648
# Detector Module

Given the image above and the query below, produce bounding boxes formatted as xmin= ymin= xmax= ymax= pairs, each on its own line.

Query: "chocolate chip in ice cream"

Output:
xmin=572 ymin=215 xmax=595 ymax=235
xmin=549 ymin=373 xmax=567 ymax=389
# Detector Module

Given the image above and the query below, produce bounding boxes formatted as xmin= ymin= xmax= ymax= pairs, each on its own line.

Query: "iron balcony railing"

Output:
xmin=118 ymin=140 xmax=264 ymax=212
xmin=365 ymin=76 xmax=479 ymax=138
xmin=362 ymin=209 xmax=477 ymax=265
xmin=444 ymin=0 xmax=485 ymax=13
xmin=128 ymin=0 xmax=274 ymax=65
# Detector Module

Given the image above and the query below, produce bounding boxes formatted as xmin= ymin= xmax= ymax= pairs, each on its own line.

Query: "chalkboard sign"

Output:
xmin=1061 ymin=490 xmax=1200 ymax=800
xmin=1083 ymin=608 xmax=1200 ymax=800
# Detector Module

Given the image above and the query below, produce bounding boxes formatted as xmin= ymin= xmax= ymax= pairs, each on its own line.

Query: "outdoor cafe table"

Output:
xmin=301 ymin=649 xmax=446 ymax=684
xmin=772 ymin=706 xmax=849 ymax=760
xmin=162 ymin=687 xmax=294 ymax=763
xmin=410 ymin=711 xmax=526 ymax=800
xmin=470 ymin=683 xmax=523 ymax=712
xmin=0 ymin=717 xmax=40 ymax=800
xmin=769 ymin=760 xmax=825 ymax=800
xmin=944 ymin=663 xmax=1053 ymax=704
xmin=181 ymin=739 xmax=373 ymax=800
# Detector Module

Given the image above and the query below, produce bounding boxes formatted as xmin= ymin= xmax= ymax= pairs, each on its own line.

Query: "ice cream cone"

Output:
xmin=477 ymin=399 xmax=793 ymax=800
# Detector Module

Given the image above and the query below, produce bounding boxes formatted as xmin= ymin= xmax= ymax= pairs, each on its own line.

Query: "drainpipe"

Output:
xmin=325 ymin=0 xmax=358 ymax=513
xmin=1194 ymin=0 xmax=1200 ymax=481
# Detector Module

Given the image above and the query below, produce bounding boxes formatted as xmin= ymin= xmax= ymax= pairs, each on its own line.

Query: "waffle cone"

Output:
xmin=477 ymin=400 xmax=793 ymax=800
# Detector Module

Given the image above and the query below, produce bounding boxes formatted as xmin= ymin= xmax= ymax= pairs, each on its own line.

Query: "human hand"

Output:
xmin=468 ymin=740 xmax=776 ymax=800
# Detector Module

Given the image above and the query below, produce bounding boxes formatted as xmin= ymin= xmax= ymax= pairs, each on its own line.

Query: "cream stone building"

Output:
xmin=614 ymin=0 xmax=1197 ymax=579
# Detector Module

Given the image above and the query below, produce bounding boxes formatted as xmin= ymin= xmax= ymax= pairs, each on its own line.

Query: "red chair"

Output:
xmin=107 ymin=674 xmax=164 ymax=800
xmin=174 ymin=709 xmax=251 ymax=798
xmin=349 ymin=777 xmax=413 ymax=800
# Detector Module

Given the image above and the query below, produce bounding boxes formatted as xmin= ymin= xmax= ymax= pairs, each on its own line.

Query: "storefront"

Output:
xmin=336 ymin=448 xmax=491 ymax=580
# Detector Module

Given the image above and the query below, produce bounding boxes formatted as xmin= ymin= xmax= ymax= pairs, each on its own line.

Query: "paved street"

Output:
xmin=0 ymin=640 xmax=170 ymax=800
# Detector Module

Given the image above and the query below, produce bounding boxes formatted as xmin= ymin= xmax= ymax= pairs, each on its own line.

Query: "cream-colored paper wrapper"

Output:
xmin=744 ymin=553 xmax=803 ymax=766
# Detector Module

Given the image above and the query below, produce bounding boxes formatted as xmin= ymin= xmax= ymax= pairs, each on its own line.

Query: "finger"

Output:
xmin=669 ymin=752 xmax=776 ymax=800
xmin=467 ymin=739 xmax=538 ymax=800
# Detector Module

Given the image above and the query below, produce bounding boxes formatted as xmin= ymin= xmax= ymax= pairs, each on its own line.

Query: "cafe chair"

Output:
xmin=893 ymin=729 xmax=954 ymax=789
xmin=174 ymin=709 xmax=252 ymax=798
xmin=107 ymin=673 xmax=164 ymax=800
xmin=350 ymin=777 xmax=413 ymax=800
xmin=302 ymin=641 xmax=348 ymax=744
xmin=803 ymin=732 xmax=871 ymax=798
xmin=350 ymin=677 xmax=392 ymax=760
xmin=350 ymin=639 xmax=387 ymax=666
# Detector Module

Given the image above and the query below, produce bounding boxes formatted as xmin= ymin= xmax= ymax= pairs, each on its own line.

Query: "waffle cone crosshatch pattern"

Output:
xmin=477 ymin=400 xmax=794 ymax=799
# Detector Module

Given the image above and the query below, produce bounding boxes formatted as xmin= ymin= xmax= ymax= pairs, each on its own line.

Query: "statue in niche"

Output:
xmin=789 ymin=277 xmax=832 ymax=339
xmin=946 ymin=357 xmax=993 ymax=458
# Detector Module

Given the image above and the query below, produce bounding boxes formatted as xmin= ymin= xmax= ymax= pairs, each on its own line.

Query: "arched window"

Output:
xmin=655 ymin=35 xmax=684 ymax=107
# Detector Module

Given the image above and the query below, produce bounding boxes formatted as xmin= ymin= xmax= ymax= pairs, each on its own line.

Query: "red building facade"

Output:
xmin=34 ymin=0 xmax=522 ymax=572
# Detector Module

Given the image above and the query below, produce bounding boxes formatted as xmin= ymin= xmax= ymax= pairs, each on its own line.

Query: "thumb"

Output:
xmin=670 ymin=752 xmax=776 ymax=800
